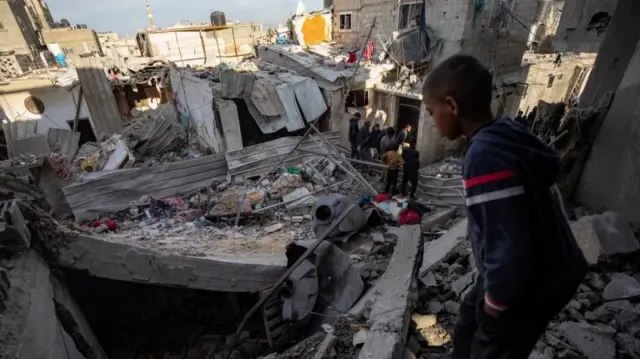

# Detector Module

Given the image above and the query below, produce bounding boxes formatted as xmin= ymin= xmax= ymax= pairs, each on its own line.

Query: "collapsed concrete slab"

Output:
xmin=358 ymin=225 xmax=423 ymax=359
xmin=571 ymin=211 xmax=639 ymax=264
xmin=0 ymin=200 xmax=31 ymax=251
xmin=56 ymin=234 xmax=287 ymax=293
xmin=0 ymin=251 xmax=88 ymax=359
xmin=419 ymin=219 xmax=467 ymax=285
xmin=420 ymin=206 xmax=457 ymax=233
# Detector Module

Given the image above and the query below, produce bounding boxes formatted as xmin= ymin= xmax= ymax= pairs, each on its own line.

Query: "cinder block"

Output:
xmin=0 ymin=200 xmax=31 ymax=251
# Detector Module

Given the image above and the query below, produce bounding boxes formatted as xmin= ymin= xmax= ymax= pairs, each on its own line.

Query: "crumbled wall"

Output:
xmin=517 ymin=53 xmax=596 ymax=114
xmin=554 ymin=0 xmax=619 ymax=53
xmin=417 ymin=103 xmax=464 ymax=166
xmin=575 ymin=35 xmax=640 ymax=224
xmin=461 ymin=0 xmax=539 ymax=71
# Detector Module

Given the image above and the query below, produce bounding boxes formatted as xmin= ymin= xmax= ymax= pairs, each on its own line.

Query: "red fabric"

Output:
xmin=398 ymin=208 xmax=421 ymax=225
xmin=364 ymin=40 xmax=375 ymax=62
xmin=375 ymin=194 xmax=390 ymax=202
xmin=346 ymin=52 xmax=357 ymax=63
xmin=463 ymin=170 xmax=516 ymax=188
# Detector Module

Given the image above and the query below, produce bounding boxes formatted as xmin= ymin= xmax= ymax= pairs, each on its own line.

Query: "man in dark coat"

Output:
xmin=348 ymin=113 xmax=361 ymax=159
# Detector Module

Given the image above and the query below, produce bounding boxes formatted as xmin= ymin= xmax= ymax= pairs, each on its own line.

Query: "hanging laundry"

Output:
xmin=364 ymin=39 xmax=376 ymax=63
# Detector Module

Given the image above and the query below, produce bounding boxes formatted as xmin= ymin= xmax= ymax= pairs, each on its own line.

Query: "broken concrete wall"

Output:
xmin=0 ymin=251 xmax=88 ymax=359
xmin=575 ymin=33 xmax=640 ymax=224
xmin=170 ymin=63 xmax=224 ymax=153
xmin=578 ymin=0 xmax=640 ymax=107
xmin=518 ymin=53 xmax=597 ymax=114
xmin=554 ymin=0 xmax=619 ymax=53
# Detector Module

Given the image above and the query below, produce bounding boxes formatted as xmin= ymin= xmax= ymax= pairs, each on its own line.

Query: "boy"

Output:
xmin=401 ymin=138 xmax=419 ymax=198
xmin=423 ymin=54 xmax=587 ymax=359
xmin=381 ymin=145 xmax=404 ymax=196
xmin=369 ymin=123 xmax=382 ymax=157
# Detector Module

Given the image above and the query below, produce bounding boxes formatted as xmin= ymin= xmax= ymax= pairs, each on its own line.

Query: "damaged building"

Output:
xmin=3 ymin=1 xmax=640 ymax=359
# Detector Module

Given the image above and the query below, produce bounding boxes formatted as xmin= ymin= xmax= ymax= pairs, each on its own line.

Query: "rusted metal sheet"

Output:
xmin=225 ymin=131 xmax=341 ymax=178
xmin=47 ymin=128 xmax=80 ymax=160
xmin=63 ymin=154 xmax=228 ymax=221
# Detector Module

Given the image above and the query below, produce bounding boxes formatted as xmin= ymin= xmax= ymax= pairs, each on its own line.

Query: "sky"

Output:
xmin=45 ymin=0 xmax=323 ymax=36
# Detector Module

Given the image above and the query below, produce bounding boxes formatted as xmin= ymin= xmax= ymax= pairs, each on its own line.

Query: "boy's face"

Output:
xmin=424 ymin=90 xmax=462 ymax=140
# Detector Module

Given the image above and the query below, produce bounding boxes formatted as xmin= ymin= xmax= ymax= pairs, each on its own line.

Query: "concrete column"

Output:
xmin=574 ymin=36 xmax=640 ymax=224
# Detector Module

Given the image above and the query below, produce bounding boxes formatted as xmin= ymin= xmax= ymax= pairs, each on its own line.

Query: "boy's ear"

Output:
xmin=444 ymin=96 xmax=459 ymax=116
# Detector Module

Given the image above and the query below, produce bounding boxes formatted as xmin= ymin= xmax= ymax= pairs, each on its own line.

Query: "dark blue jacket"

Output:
xmin=464 ymin=118 xmax=587 ymax=310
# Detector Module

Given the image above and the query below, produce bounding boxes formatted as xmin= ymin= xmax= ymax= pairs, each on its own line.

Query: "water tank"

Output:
xmin=210 ymin=11 xmax=226 ymax=26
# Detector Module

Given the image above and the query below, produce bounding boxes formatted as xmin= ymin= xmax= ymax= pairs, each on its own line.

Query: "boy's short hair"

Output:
xmin=386 ymin=127 xmax=396 ymax=135
xmin=354 ymin=112 xmax=361 ymax=118
xmin=424 ymin=54 xmax=493 ymax=118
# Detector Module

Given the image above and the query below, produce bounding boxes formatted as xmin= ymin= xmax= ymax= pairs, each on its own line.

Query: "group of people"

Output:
xmin=347 ymin=114 xmax=419 ymax=198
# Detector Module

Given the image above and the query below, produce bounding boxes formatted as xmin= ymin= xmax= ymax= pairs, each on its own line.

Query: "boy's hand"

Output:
xmin=483 ymin=301 xmax=503 ymax=319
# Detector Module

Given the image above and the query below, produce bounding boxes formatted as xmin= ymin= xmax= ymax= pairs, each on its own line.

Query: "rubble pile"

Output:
xmin=410 ymin=210 xmax=640 ymax=359
xmin=531 ymin=94 xmax=613 ymax=199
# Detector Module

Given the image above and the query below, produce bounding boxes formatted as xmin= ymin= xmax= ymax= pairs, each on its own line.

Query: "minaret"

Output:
xmin=145 ymin=0 xmax=156 ymax=29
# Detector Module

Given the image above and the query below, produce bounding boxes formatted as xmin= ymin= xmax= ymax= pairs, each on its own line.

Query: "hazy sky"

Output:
xmin=45 ymin=0 xmax=323 ymax=35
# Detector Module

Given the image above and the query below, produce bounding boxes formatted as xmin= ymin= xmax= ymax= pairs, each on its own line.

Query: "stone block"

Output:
xmin=0 ymin=200 xmax=31 ymax=251
xmin=558 ymin=322 xmax=615 ymax=359
xmin=571 ymin=211 xmax=639 ymax=264
xmin=420 ymin=206 xmax=456 ymax=232
xmin=357 ymin=331 xmax=403 ymax=359
xmin=603 ymin=273 xmax=640 ymax=301
xmin=11 ymin=135 xmax=51 ymax=157
xmin=419 ymin=219 xmax=467 ymax=284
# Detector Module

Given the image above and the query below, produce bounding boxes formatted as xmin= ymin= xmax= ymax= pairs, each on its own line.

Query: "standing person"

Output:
xmin=357 ymin=121 xmax=373 ymax=173
xmin=369 ymin=124 xmax=382 ymax=158
xmin=395 ymin=123 xmax=412 ymax=149
xmin=514 ymin=110 xmax=526 ymax=126
xmin=401 ymin=138 xmax=420 ymax=198
xmin=348 ymin=113 xmax=360 ymax=159
xmin=379 ymin=127 xmax=396 ymax=182
xmin=381 ymin=145 xmax=404 ymax=195
xmin=423 ymin=54 xmax=587 ymax=359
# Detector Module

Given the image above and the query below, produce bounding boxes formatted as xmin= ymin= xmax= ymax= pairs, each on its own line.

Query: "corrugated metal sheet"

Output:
xmin=245 ymin=99 xmax=287 ymax=134
xmin=220 ymin=69 xmax=256 ymax=99
xmin=250 ymin=79 xmax=285 ymax=116
xmin=47 ymin=128 xmax=80 ymax=160
xmin=275 ymin=84 xmax=306 ymax=132
xmin=259 ymin=45 xmax=348 ymax=83
xmin=63 ymin=154 xmax=228 ymax=221
xmin=225 ymin=131 xmax=341 ymax=178
xmin=290 ymin=78 xmax=328 ymax=121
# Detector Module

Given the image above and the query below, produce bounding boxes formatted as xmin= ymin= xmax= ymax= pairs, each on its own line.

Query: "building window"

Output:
xmin=63 ymin=48 xmax=74 ymax=55
xmin=398 ymin=2 xmax=423 ymax=30
xmin=488 ymin=0 xmax=517 ymax=30
xmin=547 ymin=74 xmax=555 ymax=88
xmin=339 ymin=13 xmax=352 ymax=31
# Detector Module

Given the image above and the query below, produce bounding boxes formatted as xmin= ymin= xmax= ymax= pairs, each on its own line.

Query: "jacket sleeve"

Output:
xmin=464 ymin=153 xmax=532 ymax=311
